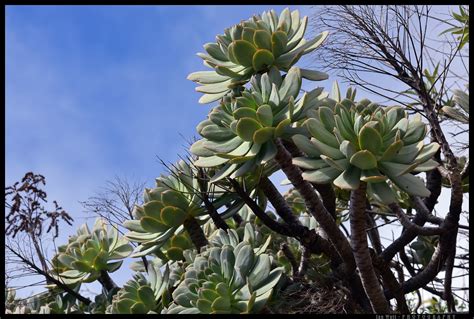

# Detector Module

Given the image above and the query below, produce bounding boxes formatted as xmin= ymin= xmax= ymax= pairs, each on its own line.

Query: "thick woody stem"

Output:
xmin=423 ymin=146 xmax=443 ymax=212
xmin=365 ymin=201 xmax=383 ymax=255
xmin=229 ymin=178 xmax=293 ymax=237
xmin=350 ymin=182 xmax=390 ymax=313
xmin=98 ymin=270 xmax=117 ymax=292
xmin=258 ymin=175 xmax=341 ymax=262
xmin=230 ymin=178 xmax=337 ymax=260
xmin=259 ymin=176 xmax=308 ymax=230
xmin=183 ymin=216 xmax=208 ymax=251
xmin=371 ymin=251 xmax=409 ymax=314
xmin=274 ymin=139 xmax=355 ymax=272
xmin=281 ymin=139 xmax=337 ymax=219
xmin=313 ymin=183 xmax=337 ymax=219
xmin=443 ymin=250 xmax=456 ymax=312
xmin=388 ymin=203 xmax=445 ymax=236
xmin=273 ymin=139 xmax=372 ymax=312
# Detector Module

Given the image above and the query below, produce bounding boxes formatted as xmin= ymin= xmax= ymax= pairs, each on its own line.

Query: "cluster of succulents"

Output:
xmin=209 ymin=223 xmax=272 ymax=253
xmin=5 ymin=289 xmax=82 ymax=315
xmin=167 ymin=221 xmax=273 ymax=293
xmin=191 ymin=66 xmax=326 ymax=181
xmin=188 ymin=8 xmax=328 ymax=103
xmin=6 ymin=7 xmax=459 ymax=316
xmin=163 ymin=224 xmax=283 ymax=314
xmin=52 ymin=218 xmax=132 ymax=286
xmin=106 ymin=263 xmax=170 ymax=314
xmin=36 ymin=294 xmax=84 ymax=314
xmin=124 ymin=159 xmax=243 ymax=261
xmin=291 ymin=94 xmax=440 ymax=204
xmin=5 ymin=288 xmax=27 ymax=314
xmin=167 ymin=249 xmax=199 ymax=288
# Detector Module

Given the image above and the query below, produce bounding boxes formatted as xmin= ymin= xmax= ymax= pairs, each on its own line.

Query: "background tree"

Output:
xmin=5 ymin=172 xmax=73 ymax=283
xmin=79 ymin=176 xmax=146 ymax=235
xmin=5 ymin=172 xmax=92 ymax=311
xmin=310 ymin=5 xmax=469 ymax=312
xmin=79 ymin=176 xmax=149 ymax=271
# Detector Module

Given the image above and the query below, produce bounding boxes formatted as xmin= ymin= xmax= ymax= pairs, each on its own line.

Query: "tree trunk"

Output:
xmin=350 ymin=182 xmax=390 ymax=313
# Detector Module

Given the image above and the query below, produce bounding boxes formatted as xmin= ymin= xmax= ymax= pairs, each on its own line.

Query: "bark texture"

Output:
xmin=350 ymin=182 xmax=390 ymax=313
xmin=183 ymin=216 xmax=208 ymax=250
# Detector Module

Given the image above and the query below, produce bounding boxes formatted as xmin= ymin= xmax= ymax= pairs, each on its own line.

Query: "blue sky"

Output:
xmin=6 ymin=4 xmax=316 ymax=296
xmin=5 ymin=5 xmax=468 ymax=299
xmin=6 ymin=5 xmax=308 ymax=227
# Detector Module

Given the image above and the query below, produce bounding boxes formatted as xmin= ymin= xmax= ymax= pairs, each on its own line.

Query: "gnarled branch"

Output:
xmin=388 ymin=203 xmax=445 ymax=236
xmin=274 ymin=139 xmax=355 ymax=272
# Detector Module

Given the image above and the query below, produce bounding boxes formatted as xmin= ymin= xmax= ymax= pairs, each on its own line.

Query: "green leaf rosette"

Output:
xmin=292 ymin=96 xmax=440 ymax=204
xmin=54 ymin=218 xmax=132 ymax=286
xmin=188 ymin=8 xmax=328 ymax=103
xmin=191 ymin=66 xmax=326 ymax=181
xmin=163 ymin=224 xmax=283 ymax=314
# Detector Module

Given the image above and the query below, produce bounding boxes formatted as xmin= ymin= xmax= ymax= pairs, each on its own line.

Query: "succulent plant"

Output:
xmin=5 ymin=288 xmax=23 ymax=314
xmin=54 ymin=218 xmax=132 ymax=285
xmin=283 ymin=188 xmax=306 ymax=215
xmin=167 ymin=249 xmax=199 ymax=288
xmin=408 ymin=235 xmax=439 ymax=267
xmin=167 ymin=222 xmax=272 ymax=294
xmin=124 ymin=159 xmax=242 ymax=261
xmin=37 ymin=293 xmax=84 ymax=314
xmin=191 ymin=66 xmax=326 ymax=181
xmin=5 ymin=290 xmax=32 ymax=314
xmin=5 ymin=289 xmax=82 ymax=315
xmin=209 ymin=222 xmax=273 ymax=254
xmin=49 ymin=244 xmax=82 ymax=292
xmin=163 ymin=225 xmax=283 ymax=314
xmin=441 ymin=88 xmax=469 ymax=124
xmin=291 ymin=96 xmax=441 ymax=204
xmin=188 ymin=8 xmax=329 ymax=104
xmin=106 ymin=263 xmax=170 ymax=314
